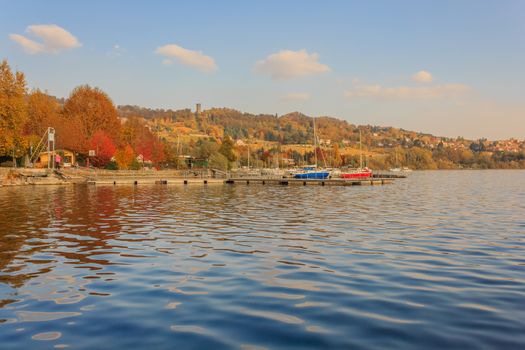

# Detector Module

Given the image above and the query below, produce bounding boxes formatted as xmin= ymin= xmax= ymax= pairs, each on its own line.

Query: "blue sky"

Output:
xmin=1 ymin=0 xmax=524 ymax=139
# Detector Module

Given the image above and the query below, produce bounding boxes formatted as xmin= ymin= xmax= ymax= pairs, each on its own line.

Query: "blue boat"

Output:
xmin=293 ymin=171 xmax=330 ymax=179
xmin=292 ymin=117 xmax=330 ymax=180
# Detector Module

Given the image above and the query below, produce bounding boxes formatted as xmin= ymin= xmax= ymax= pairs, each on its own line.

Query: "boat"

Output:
xmin=389 ymin=151 xmax=412 ymax=173
xmin=261 ymin=168 xmax=285 ymax=177
xmin=293 ymin=166 xmax=330 ymax=179
xmin=340 ymin=130 xmax=372 ymax=179
xmin=389 ymin=166 xmax=412 ymax=173
xmin=293 ymin=118 xmax=330 ymax=180
xmin=340 ymin=166 xmax=372 ymax=178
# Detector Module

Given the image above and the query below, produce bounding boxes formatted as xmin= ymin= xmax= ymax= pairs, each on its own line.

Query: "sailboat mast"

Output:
xmin=313 ymin=117 xmax=318 ymax=167
xmin=359 ymin=129 xmax=363 ymax=169
xmin=395 ymin=150 xmax=398 ymax=167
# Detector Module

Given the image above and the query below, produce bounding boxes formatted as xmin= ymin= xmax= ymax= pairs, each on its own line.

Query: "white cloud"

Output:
xmin=254 ymin=49 xmax=330 ymax=80
xmin=9 ymin=34 xmax=43 ymax=54
xmin=282 ymin=92 xmax=311 ymax=101
xmin=155 ymin=44 xmax=217 ymax=72
xmin=412 ymin=70 xmax=433 ymax=83
xmin=344 ymin=83 xmax=470 ymax=99
xmin=9 ymin=24 xmax=81 ymax=54
xmin=108 ymin=44 xmax=126 ymax=57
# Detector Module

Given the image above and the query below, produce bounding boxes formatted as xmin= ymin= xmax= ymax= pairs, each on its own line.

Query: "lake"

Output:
xmin=1 ymin=171 xmax=524 ymax=349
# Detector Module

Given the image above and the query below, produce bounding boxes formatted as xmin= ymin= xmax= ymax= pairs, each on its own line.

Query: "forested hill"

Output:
xmin=118 ymin=105 xmax=440 ymax=146
xmin=117 ymin=104 xmax=525 ymax=169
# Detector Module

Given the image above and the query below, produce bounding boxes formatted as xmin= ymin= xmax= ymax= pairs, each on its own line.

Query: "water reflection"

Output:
xmin=1 ymin=171 xmax=525 ymax=349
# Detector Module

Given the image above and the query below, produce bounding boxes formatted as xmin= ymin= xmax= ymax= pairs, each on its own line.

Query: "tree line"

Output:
xmin=0 ymin=60 xmax=165 ymax=169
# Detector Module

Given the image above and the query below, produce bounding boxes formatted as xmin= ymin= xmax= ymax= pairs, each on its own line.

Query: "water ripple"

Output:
xmin=1 ymin=170 xmax=525 ymax=349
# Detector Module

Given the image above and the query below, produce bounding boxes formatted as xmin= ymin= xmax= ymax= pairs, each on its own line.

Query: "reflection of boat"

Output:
xmin=340 ymin=167 xmax=372 ymax=178
xmin=340 ymin=130 xmax=372 ymax=179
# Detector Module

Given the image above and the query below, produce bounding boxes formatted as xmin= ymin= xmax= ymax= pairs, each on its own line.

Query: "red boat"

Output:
xmin=340 ymin=130 xmax=372 ymax=179
xmin=340 ymin=167 xmax=372 ymax=178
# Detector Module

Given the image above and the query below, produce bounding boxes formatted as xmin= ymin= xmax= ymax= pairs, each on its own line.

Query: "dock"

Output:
xmin=3 ymin=168 xmax=403 ymax=187
xmin=87 ymin=177 xmax=395 ymax=186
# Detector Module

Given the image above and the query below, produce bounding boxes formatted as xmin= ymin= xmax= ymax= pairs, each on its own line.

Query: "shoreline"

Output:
xmin=1 ymin=167 xmax=524 ymax=188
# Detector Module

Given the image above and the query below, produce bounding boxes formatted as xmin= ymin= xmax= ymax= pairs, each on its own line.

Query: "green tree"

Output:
xmin=219 ymin=136 xmax=237 ymax=162
xmin=195 ymin=139 xmax=219 ymax=159
xmin=208 ymin=152 xmax=229 ymax=170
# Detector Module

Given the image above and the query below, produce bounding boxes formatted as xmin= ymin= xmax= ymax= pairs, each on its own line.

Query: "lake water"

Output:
xmin=1 ymin=171 xmax=524 ymax=349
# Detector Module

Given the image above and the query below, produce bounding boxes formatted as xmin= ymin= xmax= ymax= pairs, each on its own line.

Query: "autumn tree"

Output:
xmin=54 ymin=115 xmax=86 ymax=152
xmin=0 ymin=59 xmax=28 ymax=158
xmin=62 ymin=85 xmax=120 ymax=152
xmin=26 ymin=89 xmax=60 ymax=137
xmin=120 ymin=116 xmax=165 ymax=165
xmin=208 ymin=153 xmax=228 ymax=170
xmin=115 ymin=144 xmax=135 ymax=170
xmin=120 ymin=116 xmax=143 ymax=148
xmin=194 ymin=139 xmax=219 ymax=159
xmin=219 ymin=136 xmax=237 ymax=162
xmin=332 ymin=143 xmax=342 ymax=167
xmin=88 ymin=130 xmax=116 ymax=167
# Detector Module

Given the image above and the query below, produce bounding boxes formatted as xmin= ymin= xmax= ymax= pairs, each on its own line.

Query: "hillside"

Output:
xmin=117 ymin=104 xmax=525 ymax=170
xmin=119 ymin=105 xmax=455 ymax=146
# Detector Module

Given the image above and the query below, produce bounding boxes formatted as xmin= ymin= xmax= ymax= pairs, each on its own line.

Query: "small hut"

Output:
xmin=36 ymin=149 xmax=76 ymax=168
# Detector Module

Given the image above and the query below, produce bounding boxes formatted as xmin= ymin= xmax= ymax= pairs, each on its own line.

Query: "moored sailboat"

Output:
xmin=293 ymin=117 xmax=330 ymax=179
xmin=340 ymin=129 xmax=373 ymax=179
xmin=340 ymin=166 xmax=372 ymax=178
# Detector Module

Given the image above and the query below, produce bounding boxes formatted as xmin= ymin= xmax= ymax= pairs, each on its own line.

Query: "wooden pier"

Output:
xmin=87 ymin=178 xmax=225 ymax=186
xmin=87 ymin=177 xmax=395 ymax=186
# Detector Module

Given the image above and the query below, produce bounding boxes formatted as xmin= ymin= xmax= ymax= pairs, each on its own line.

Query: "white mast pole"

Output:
xmin=313 ymin=117 xmax=317 ymax=168
xmin=359 ymin=129 xmax=363 ymax=169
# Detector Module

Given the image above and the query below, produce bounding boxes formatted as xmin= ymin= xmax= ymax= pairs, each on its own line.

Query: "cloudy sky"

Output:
xmin=1 ymin=1 xmax=524 ymax=139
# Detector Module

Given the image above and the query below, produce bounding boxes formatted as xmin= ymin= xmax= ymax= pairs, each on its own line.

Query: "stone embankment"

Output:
xmin=0 ymin=168 xmax=73 ymax=186
xmin=0 ymin=168 xmax=213 ymax=186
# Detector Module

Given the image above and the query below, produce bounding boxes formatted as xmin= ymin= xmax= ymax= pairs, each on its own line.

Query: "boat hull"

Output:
xmin=340 ymin=171 xmax=372 ymax=179
xmin=294 ymin=172 xmax=330 ymax=179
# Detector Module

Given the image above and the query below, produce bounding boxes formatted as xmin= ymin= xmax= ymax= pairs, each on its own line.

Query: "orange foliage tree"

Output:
xmin=25 ymin=89 xmax=61 ymax=137
xmin=120 ymin=116 xmax=165 ymax=165
xmin=62 ymin=85 xmax=120 ymax=152
xmin=115 ymin=144 xmax=134 ymax=170
xmin=332 ymin=143 xmax=342 ymax=167
xmin=0 ymin=60 xmax=28 ymax=158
